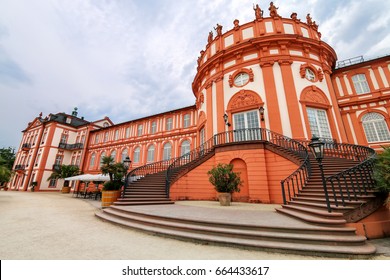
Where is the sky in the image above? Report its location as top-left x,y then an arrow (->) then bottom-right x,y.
0,0 -> 389,149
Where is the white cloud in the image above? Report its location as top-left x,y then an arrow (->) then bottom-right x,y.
0,0 -> 389,148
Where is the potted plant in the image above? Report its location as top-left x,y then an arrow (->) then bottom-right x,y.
207,163 -> 242,206
100,156 -> 128,207
30,181 -> 38,192
47,164 -> 80,193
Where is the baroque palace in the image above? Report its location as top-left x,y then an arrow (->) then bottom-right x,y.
9,3 -> 390,239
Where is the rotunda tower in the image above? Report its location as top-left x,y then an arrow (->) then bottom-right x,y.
193,2 -> 347,144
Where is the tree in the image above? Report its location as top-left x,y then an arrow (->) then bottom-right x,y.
47,165 -> 80,187
0,156 -> 12,186
0,147 -> 16,170
100,156 -> 127,191
0,147 -> 15,186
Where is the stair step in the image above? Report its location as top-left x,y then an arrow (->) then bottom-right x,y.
281,204 -> 345,219
114,201 -> 175,206
289,200 -> 355,212
276,208 -> 347,225
95,207 -> 375,255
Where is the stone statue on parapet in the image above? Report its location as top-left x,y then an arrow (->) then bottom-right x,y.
214,23 -> 223,37
208,31 -> 213,44
269,2 -> 279,17
253,4 -> 263,20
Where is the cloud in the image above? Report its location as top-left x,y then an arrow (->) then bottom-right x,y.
0,0 -> 389,148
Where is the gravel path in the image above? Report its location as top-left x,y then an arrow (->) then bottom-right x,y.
0,191 -> 388,260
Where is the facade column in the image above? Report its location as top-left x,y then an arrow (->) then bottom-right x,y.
278,60 -> 305,139
324,70 -> 348,143
205,82 -> 214,140
260,61 -> 283,134
215,76 -> 226,134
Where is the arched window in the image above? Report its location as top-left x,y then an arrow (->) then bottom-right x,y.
180,140 -> 191,156
121,149 -> 128,162
133,147 -> 141,163
147,145 -> 155,162
89,153 -> 96,168
110,150 -> 117,162
100,152 -> 106,167
163,143 -> 172,160
362,112 -> 390,142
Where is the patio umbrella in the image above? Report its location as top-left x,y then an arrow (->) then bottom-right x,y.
64,174 -> 110,181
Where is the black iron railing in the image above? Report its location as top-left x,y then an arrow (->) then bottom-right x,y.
58,142 -> 84,150
324,144 -> 376,210
165,128 -> 310,199
122,158 -> 179,198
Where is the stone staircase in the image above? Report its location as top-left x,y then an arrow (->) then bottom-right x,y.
95,204 -> 376,257
276,155 -> 380,225
114,171 -> 174,206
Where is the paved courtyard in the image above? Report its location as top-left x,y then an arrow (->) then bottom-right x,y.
0,191 -> 389,260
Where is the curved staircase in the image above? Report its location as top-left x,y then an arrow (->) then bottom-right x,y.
95,129 -> 381,256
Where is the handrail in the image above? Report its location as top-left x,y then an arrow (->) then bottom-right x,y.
165,128 -> 310,199
324,144 -> 376,211
122,157 -> 179,198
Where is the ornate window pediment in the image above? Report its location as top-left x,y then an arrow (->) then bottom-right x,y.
227,90 -> 263,113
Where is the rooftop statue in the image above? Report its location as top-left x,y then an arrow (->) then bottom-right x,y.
214,23 -> 223,37
306,13 -> 313,25
269,2 -> 279,17
253,4 -> 263,20
207,31 -> 213,44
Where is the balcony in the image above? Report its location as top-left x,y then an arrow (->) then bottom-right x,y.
14,165 -> 26,172
21,143 -> 31,151
58,142 -> 84,150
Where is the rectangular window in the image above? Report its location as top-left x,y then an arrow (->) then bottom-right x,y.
49,179 -> 57,187
104,132 -> 109,142
125,127 -> 130,138
94,134 -> 99,144
133,148 -> 141,163
137,125 -> 143,136
233,110 -> 260,141
307,108 -> 332,139
151,121 -> 157,134
114,130 -> 119,141
166,118 -> 173,131
60,134 -> 67,144
183,114 -> 190,128
352,74 -> 370,94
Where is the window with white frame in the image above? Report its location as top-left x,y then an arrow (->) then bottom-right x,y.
147,145 -> 155,162
163,143 -> 172,160
100,152 -> 106,167
125,127 -> 131,138
362,112 -> 390,142
166,118 -> 173,131
110,150 -> 117,162
233,110 -> 260,141
180,140 -> 191,156
121,149 -> 128,162
183,114 -> 190,128
306,108 -> 332,139
94,134 -> 99,144
104,132 -> 109,142
151,121 -> 157,134
89,153 -> 96,168
352,74 -> 370,94
114,130 -> 119,140
133,147 -> 141,163
137,125 -> 143,136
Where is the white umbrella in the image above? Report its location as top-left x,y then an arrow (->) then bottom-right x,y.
64,174 -> 110,181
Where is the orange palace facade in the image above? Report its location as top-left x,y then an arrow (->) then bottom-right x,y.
10,5 -> 390,201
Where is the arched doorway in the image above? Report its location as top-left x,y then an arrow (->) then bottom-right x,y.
230,158 -> 248,202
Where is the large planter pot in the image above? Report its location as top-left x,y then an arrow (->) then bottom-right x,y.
101,190 -> 121,208
61,186 -> 71,193
218,192 -> 232,206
